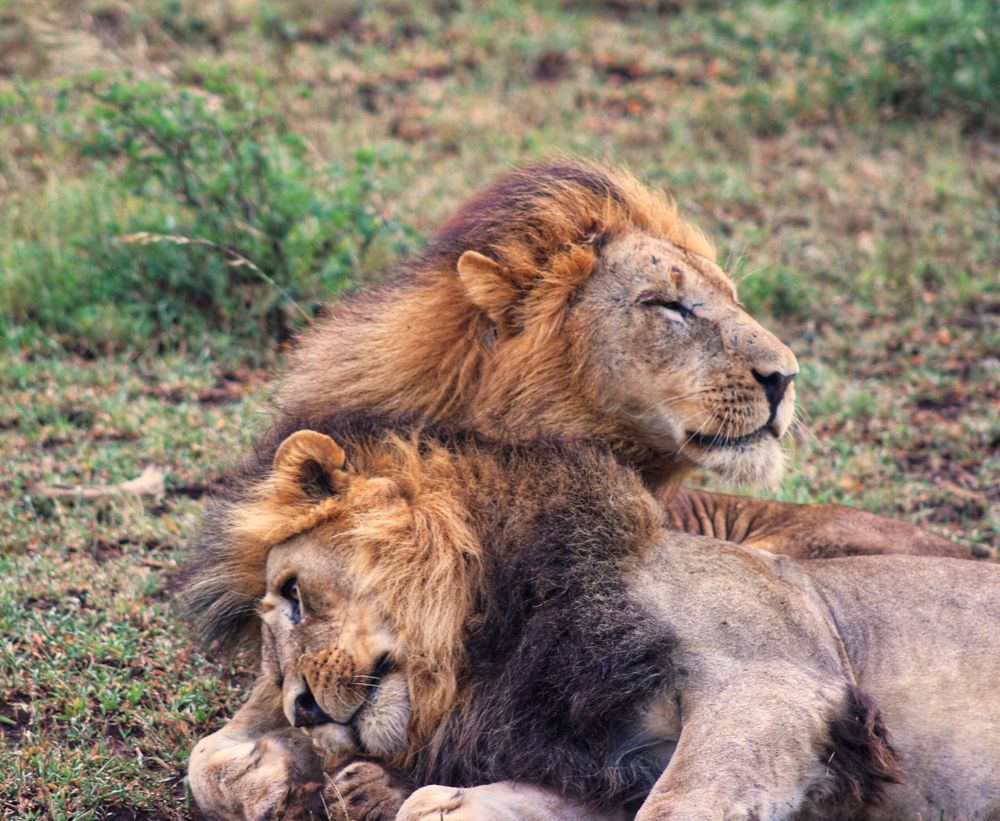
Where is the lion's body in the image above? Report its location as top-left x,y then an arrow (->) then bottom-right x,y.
185,161 -> 969,820
630,543 -> 1000,820
270,161 -> 962,558
188,421 -> 1000,821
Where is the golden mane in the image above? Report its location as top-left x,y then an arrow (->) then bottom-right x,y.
278,161 -> 715,442
190,424 -> 488,743
423,160 -> 714,290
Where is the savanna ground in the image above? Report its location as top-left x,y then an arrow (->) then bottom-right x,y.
0,0 -> 997,817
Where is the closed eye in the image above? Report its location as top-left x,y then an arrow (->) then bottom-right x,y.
280,577 -> 302,625
637,292 -> 695,320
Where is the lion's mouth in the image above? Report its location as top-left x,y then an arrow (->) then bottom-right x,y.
306,655 -> 403,756
337,652 -> 394,727
685,424 -> 775,449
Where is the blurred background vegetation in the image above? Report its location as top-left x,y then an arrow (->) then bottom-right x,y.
0,1 -> 998,818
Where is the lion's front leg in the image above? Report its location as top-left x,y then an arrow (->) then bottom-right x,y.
633,674 -> 898,821
397,781 -> 631,821
665,487 -> 967,559
188,678 -> 326,821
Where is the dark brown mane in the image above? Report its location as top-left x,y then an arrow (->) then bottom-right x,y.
413,468 -> 677,806
416,160 -> 713,289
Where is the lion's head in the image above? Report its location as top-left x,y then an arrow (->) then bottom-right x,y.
261,532 -> 412,762
189,421 -> 664,790
195,424 -> 488,759
555,227 -> 798,487
279,161 -> 798,490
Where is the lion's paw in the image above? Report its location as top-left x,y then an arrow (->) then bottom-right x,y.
189,730 -> 324,821
321,758 -> 409,821
396,785 -> 472,821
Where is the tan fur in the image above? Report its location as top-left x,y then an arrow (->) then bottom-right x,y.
189,428 -> 999,821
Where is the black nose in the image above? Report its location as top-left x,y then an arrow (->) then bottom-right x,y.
752,368 -> 796,421
293,684 -> 333,728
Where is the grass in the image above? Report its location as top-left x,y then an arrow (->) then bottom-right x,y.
0,0 -> 998,817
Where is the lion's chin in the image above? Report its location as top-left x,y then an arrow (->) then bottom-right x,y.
690,434 -> 786,489
353,674 -> 410,757
306,722 -> 357,758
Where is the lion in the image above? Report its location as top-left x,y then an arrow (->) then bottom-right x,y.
269,160 -> 963,560
187,420 -> 1000,821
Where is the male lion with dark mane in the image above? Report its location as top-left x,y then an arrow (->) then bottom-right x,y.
188,418 -> 1000,821
271,161 -> 963,559
184,161 -> 971,819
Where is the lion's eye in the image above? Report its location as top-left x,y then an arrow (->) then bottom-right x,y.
638,293 -> 694,321
281,577 -> 302,625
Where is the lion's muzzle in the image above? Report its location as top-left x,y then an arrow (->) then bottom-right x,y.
301,645 -> 394,726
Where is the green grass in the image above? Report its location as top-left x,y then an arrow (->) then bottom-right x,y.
0,77 -> 414,353
0,0 -> 998,817
0,351 -> 267,819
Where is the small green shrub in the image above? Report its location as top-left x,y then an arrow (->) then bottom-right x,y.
863,0 -> 1000,128
706,0 -> 1000,133
0,76 -> 413,352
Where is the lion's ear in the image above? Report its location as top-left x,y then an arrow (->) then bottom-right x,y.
272,430 -> 350,505
457,250 -> 520,326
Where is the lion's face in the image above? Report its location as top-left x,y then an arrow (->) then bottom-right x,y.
260,534 -> 410,760
566,232 -> 799,487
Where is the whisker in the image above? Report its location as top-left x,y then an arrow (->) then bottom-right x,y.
676,410 -> 713,459
617,738 -> 670,758
724,240 -> 746,275
656,387 -> 713,408
734,260 -> 767,284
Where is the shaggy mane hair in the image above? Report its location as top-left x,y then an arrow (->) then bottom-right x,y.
184,412 -> 666,759
276,161 -> 715,463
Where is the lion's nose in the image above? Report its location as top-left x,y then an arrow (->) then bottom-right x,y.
293,683 -> 333,728
752,368 -> 796,421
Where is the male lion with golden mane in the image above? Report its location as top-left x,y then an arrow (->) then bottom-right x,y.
188,418 -> 1000,821
271,160 -> 963,559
